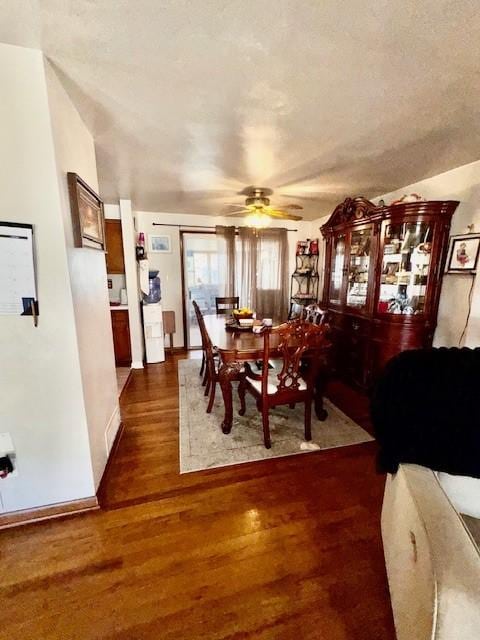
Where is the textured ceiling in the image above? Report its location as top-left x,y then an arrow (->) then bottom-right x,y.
1,0 -> 480,219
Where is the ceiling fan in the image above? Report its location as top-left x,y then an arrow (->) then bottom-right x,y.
225,187 -> 303,227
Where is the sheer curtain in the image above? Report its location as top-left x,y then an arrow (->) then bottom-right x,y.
216,225 -> 236,297
236,227 -> 257,310
235,227 -> 289,319
216,225 -> 289,318
255,228 -> 289,319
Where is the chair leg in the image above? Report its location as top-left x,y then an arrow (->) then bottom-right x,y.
262,407 -> 271,449
238,377 -> 246,416
314,373 -> 328,421
207,378 -> 216,413
289,403 -> 296,409
304,398 -> 312,441
202,363 -> 208,387
199,352 -> 205,376
205,357 -> 216,398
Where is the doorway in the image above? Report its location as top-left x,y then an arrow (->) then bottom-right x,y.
181,232 -> 220,348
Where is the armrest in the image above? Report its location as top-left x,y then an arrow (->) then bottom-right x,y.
382,464 -> 480,640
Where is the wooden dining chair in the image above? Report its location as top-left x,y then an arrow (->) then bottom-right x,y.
192,300 -> 215,385
238,319 -> 330,448
288,302 -> 305,320
304,303 -> 327,325
192,300 -> 219,413
215,296 -> 239,315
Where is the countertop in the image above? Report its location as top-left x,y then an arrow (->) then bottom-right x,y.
110,305 -> 129,311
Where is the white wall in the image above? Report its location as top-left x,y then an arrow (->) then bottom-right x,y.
373,160 -> 480,347
104,204 -> 121,220
45,61 -> 120,488
108,274 -> 126,303
135,211 -> 311,347
0,44 -> 95,511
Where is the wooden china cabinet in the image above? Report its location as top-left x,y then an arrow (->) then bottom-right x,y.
321,196 -> 459,389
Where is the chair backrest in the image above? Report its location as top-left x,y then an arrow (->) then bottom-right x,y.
215,296 -> 239,315
261,319 -> 330,396
304,303 -> 327,325
192,299 -> 213,354
288,302 -> 305,320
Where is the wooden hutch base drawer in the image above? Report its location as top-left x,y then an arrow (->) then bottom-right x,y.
372,319 -> 434,349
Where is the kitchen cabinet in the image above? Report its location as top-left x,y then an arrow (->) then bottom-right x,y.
111,309 -> 131,366
105,220 -> 125,274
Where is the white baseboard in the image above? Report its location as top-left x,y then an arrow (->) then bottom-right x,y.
0,496 -> 99,529
131,360 -> 144,369
105,404 -> 121,454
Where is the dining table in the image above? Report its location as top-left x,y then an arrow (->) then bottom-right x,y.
203,314 -> 329,435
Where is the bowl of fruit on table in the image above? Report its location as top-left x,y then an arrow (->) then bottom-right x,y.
232,307 -> 255,327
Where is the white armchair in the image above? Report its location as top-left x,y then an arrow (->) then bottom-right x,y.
381,464 -> 480,640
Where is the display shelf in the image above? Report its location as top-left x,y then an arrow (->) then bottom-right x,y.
290,242 -> 319,309
292,294 -> 317,300
292,273 -> 319,278
321,196 -> 459,388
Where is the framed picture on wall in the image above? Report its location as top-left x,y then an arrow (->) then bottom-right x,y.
446,234 -> 480,273
149,234 -> 171,253
67,173 -> 105,250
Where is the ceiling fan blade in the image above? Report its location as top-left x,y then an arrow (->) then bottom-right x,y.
278,203 -> 303,210
266,209 -> 303,221
224,204 -> 249,212
225,209 -> 250,216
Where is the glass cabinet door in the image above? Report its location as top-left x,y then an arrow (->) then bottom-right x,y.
329,234 -> 346,305
346,226 -> 373,310
378,221 -> 432,315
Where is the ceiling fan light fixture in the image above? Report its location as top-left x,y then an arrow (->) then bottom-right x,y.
245,194 -> 270,208
245,211 -> 271,229
225,187 -> 303,223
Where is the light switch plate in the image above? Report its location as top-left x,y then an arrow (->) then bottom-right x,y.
0,432 -> 14,456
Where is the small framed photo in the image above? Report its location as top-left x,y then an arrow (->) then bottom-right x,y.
149,234 -> 171,253
67,173 -> 105,250
446,234 -> 480,273
383,261 -> 399,276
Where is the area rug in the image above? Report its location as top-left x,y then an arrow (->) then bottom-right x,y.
178,359 -> 373,473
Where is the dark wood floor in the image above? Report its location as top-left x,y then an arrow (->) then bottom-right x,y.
0,353 -> 395,639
